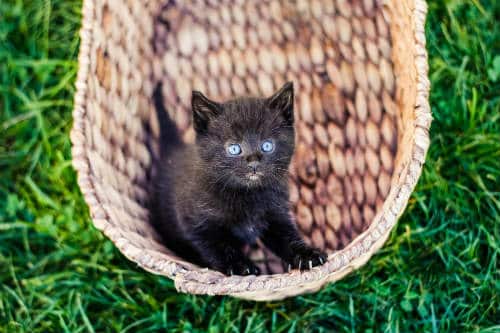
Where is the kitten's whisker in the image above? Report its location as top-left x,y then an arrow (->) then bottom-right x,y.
276,167 -> 290,171
274,156 -> 292,162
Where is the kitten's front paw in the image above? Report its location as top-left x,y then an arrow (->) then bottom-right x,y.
225,260 -> 261,276
289,247 -> 327,271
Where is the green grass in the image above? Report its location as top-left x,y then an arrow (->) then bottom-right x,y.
1,0 -> 499,332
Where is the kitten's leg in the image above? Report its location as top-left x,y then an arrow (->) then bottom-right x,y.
190,225 -> 260,276
262,212 -> 327,270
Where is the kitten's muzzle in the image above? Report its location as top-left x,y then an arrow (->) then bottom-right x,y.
247,161 -> 260,174
246,161 -> 263,183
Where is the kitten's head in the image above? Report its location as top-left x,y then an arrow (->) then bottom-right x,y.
192,82 -> 295,189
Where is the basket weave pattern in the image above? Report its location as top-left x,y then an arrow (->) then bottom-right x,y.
71,0 -> 431,300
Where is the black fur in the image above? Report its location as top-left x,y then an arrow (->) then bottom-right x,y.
151,82 -> 327,275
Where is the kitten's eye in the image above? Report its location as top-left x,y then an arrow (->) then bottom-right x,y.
227,143 -> 242,156
261,140 -> 275,153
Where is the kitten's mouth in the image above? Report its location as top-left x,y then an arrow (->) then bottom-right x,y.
246,172 -> 263,182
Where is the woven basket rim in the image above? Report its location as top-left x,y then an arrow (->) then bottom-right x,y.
71,0 -> 431,299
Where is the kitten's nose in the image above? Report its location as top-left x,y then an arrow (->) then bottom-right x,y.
248,161 -> 260,173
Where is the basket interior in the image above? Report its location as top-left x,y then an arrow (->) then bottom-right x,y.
88,0 -> 400,275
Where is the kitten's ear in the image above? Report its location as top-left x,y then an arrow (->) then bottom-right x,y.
267,82 -> 294,125
192,91 -> 221,134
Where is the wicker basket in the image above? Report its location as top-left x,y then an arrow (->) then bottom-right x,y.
71,0 -> 431,301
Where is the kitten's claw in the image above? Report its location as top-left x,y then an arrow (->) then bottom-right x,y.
224,261 -> 260,276
290,246 -> 327,271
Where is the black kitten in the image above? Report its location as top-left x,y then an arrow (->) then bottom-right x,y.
151,82 -> 327,275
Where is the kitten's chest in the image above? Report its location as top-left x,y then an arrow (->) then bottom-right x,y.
231,220 -> 262,244
216,188 -> 285,243
230,209 -> 267,243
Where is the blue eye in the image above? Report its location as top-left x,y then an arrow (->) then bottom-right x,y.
227,143 -> 242,156
261,140 -> 274,153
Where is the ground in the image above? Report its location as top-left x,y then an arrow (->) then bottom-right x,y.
0,0 -> 499,332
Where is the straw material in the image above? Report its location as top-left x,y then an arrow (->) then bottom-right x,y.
71,0 -> 431,301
